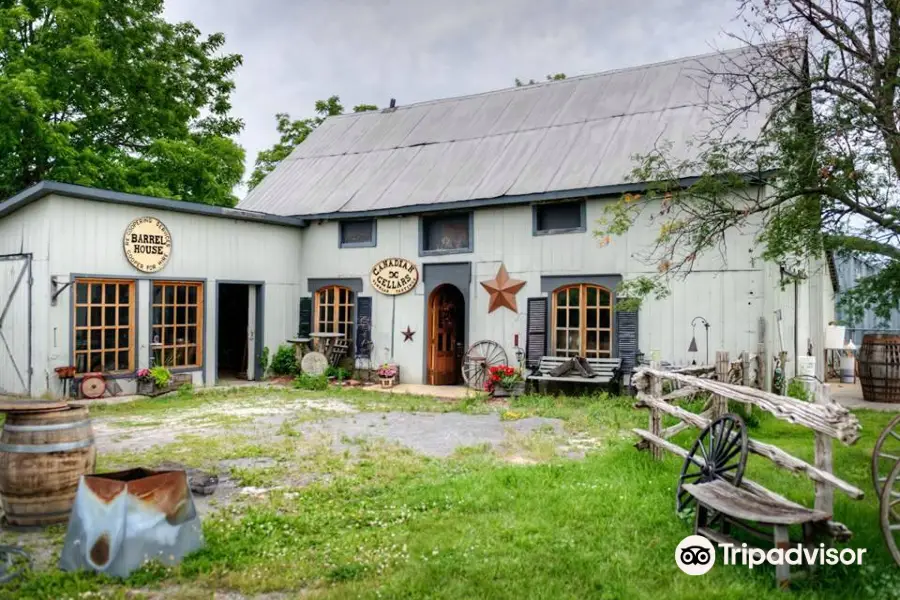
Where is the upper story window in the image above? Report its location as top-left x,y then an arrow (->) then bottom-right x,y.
421,212 -> 473,255
339,219 -> 376,248
533,200 -> 586,235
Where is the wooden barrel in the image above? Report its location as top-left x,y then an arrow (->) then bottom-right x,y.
858,334 -> 900,403
0,406 -> 96,526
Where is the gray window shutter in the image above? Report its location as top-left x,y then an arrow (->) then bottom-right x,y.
356,296 -> 373,357
298,297 -> 313,337
616,310 -> 639,375
526,298 -> 548,369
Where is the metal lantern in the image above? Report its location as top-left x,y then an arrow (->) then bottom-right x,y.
688,317 -> 710,365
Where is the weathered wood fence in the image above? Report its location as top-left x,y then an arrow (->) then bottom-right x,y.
632,365 -> 864,541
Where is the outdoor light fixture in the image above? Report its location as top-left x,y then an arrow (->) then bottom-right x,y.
689,316 -> 710,365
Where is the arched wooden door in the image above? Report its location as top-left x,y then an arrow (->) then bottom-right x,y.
427,285 -> 465,385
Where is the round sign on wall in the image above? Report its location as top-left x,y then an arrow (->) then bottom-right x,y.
123,217 -> 172,273
370,258 -> 419,296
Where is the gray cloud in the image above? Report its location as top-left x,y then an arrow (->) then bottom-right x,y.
163,0 -> 743,195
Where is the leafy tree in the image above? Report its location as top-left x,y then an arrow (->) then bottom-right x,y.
0,0 -> 245,206
596,0 -> 900,324
514,73 -> 566,87
248,96 -> 377,189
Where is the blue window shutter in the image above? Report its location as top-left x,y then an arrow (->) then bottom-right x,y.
356,296 -> 373,357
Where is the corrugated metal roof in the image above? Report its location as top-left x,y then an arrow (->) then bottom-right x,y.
239,45 -> 771,217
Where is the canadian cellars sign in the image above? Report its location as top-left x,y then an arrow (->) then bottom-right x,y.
370,258 -> 419,296
123,217 -> 172,273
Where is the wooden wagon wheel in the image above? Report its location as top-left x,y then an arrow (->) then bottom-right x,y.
872,414 -> 900,499
80,373 -> 107,399
462,340 -> 507,390
879,458 -> 900,566
676,414 -> 749,514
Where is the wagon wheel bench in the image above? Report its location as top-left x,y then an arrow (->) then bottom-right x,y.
631,367 -> 865,589
873,414 -> 900,566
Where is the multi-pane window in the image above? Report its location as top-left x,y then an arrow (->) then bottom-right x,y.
151,282 -> 203,368
314,286 -> 355,341
552,284 -> 613,358
422,213 -> 472,253
73,279 -> 135,374
339,220 -> 376,247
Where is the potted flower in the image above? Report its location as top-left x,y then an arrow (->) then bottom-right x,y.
377,364 -> 398,388
136,368 -> 154,395
485,365 -> 525,398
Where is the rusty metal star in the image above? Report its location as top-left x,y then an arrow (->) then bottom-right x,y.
480,264 -> 526,313
401,326 -> 415,342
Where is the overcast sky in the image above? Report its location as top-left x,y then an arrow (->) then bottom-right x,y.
163,0 -> 745,196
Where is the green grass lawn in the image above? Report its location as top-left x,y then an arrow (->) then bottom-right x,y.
3,388 -> 899,599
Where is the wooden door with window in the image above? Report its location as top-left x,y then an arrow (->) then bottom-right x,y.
428,285 -> 464,385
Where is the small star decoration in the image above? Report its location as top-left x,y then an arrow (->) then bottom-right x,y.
480,264 -> 526,313
401,326 -> 416,342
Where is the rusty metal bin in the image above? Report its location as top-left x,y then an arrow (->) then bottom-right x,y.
59,468 -> 203,578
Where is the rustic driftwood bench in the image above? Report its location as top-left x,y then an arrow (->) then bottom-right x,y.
527,357 -> 622,388
631,366 -> 864,589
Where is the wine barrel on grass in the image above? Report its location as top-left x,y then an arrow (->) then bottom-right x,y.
0,406 -> 96,526
858,334 -> 900,404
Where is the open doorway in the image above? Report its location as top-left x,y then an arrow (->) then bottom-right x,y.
217,283 -> 261,384
427,284 -> 466,385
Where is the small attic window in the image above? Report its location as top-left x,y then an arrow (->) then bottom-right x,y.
421,213 -> 473,255
533,200 -> 586,235
339,220 -> 376,248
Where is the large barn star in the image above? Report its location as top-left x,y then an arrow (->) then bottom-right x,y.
480,264 -> 526,313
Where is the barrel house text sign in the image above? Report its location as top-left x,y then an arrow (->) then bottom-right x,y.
370,258 -> 419,296
123,217 -> 172,273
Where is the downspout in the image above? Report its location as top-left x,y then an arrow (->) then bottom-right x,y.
780,264 -> 801,376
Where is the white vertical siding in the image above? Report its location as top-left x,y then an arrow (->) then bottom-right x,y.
38,194 -> 304,396
1,186 -> 833,394
302,193 -> 767,383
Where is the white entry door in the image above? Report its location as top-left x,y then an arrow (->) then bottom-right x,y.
246,286 -> 257,381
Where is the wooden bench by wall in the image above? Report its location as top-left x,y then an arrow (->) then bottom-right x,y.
527,356 -> 621,383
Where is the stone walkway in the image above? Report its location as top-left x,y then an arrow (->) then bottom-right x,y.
830,381 -> 900,412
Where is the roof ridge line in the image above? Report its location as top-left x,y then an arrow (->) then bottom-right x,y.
279,102 -> 710,162
325,42 -> 770,118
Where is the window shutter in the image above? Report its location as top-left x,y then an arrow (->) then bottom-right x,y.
616,310 -> 639,375
298,297 -> 313,337
356,296 -> 373,357
526,298 -> 548,369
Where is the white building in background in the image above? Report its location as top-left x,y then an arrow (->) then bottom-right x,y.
0,44 -> 835,399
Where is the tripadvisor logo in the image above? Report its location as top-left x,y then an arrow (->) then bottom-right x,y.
676,535 -> 716,575
675,535 -> 867,575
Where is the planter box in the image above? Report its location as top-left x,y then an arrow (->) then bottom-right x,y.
139,373 -> 193,397
492,382 -> 525,398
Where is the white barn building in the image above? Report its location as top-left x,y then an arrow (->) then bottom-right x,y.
0,45 -> 836,399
